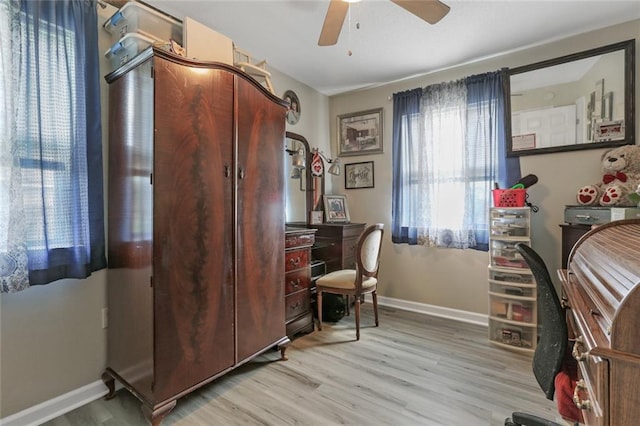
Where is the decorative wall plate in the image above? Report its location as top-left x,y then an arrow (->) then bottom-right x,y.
283,90 -> 301,125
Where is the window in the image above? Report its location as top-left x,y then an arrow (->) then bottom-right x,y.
0,0 -> 105,293
391,72 -> 520,251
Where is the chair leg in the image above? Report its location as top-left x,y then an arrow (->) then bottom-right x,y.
317,291 -> 323,331
345,295 -> 350,316
355,296 -> 361,340
372,291 -> 379,327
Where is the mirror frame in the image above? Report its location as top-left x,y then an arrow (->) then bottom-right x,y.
285,131 -> 315,224
505,39 -> 635,157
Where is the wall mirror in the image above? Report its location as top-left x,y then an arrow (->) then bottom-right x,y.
285,132 -> 323,224
505,39 -> 635,156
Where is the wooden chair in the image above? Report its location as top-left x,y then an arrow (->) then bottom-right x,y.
316,223 -> 384,340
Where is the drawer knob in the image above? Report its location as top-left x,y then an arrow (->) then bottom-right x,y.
573,380 -> 591,410
289,279 -> 301,288
572,336 -> 587,362
289,257 -> 301,266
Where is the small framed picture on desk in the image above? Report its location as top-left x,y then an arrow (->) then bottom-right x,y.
323,195 -> 350,223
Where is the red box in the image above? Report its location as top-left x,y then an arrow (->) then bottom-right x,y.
492,189 -> 526,207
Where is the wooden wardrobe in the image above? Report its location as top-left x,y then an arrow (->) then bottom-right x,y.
102,47 -> 289,425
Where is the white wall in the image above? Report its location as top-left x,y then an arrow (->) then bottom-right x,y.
327,19 -> 640,314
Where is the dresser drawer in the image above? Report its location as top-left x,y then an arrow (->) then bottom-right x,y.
342,237 -> 358,259
285,268 -> 310,295
285,290 -> 310,320
285,232 -> 315,249
285,249 -> 309,272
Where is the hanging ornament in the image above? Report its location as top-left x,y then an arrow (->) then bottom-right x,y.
310,151 -> 324,177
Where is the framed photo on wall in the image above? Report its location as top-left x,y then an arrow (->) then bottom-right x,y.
337,108 -> 383,156
323,195 -> 350,223
344,161 -> 374,189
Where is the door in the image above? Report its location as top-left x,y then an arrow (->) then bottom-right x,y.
152,57 -> 236,401
235,76 -> 287,361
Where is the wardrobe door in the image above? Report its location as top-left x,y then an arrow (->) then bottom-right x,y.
235,77 -> 287,361
152,58 -> 236,401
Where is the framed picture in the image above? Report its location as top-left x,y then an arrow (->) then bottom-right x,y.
344,161 -> 374,189
309,210 -> 323,225
337,108 -> 383,156
323,195 -> 350,223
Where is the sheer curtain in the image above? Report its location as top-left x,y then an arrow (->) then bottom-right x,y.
0,0 -> 106,293
391,71 -> 520,251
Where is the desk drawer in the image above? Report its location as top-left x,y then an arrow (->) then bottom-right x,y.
285,249 -> 309,272
285,269 -> 310,295
569,311 -> 608,426
285,290 -> 310,320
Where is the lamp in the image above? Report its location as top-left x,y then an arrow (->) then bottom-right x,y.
312,148 -> 341,176
285,141 -> 306,169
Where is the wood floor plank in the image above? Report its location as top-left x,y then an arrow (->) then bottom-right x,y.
42,305 -> 564,425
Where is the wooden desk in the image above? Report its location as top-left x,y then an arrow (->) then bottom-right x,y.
310,223 -> 366,273
558,219 -> 640,425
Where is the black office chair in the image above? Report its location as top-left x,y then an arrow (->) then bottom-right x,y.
504,243 -> 568,426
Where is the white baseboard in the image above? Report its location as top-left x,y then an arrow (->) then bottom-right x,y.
0,298 -> 485,426
377,295 -> 488,327
0,380 -> 108,426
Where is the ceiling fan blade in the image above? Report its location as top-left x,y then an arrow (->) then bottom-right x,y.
391,0 -> 450,25
318,0 -> 349,46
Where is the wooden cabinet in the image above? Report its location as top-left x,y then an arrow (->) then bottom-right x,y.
488,207 -> 537,354
285,228 -> 316,338
559,223 -> 591,268
311,223 -> 366,273
103,48 -> 289,425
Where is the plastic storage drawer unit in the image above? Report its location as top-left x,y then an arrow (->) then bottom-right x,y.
104,1 -> 183,45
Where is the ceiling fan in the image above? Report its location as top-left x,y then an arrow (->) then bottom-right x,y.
318,0 -> 451,46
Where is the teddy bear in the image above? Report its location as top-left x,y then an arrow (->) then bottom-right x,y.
576,144 -> 640,207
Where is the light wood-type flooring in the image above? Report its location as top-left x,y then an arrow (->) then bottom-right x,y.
44,305 -> 565,426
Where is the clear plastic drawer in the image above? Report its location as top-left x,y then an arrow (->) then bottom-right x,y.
490,240 -> 528,269
489,296 -> 535,323
104,1 -> 183,45
489,320 -> 535,349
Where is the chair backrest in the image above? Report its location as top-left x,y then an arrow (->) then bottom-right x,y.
515,243 -> 568,401
356,223 -> 384,281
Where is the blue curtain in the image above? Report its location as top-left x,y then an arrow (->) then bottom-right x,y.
0,0 -> 105,292
391,71 -> 520,251
465,71 -> 521,249
391,88 -> 422,244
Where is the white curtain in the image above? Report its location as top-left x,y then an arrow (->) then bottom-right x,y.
416,80 -> 477,248
0,1 -> 29,293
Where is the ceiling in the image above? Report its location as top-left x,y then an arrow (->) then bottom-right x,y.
144,0 -> 640,96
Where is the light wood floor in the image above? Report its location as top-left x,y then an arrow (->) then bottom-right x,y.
44,305 -> 564,426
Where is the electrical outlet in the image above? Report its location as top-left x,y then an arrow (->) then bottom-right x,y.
102,308 -> 108,329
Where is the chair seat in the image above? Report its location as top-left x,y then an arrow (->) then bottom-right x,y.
316,269 -> 377,290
